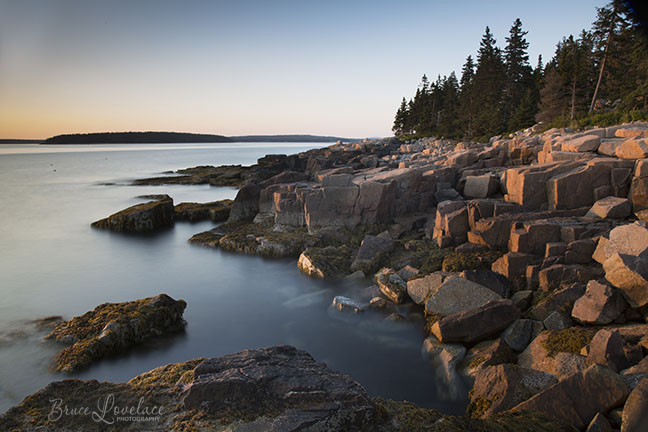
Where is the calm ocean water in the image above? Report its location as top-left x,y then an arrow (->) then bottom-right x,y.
0,142 -> 467,414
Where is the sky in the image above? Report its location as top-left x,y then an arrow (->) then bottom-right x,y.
0,0 -> 608,139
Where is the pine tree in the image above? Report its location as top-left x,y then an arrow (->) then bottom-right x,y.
392,97 -> 409,135
503,19 -> 533,127
537,66 -> 568,123
459,56 -> 476,138
472,27 -> 507,139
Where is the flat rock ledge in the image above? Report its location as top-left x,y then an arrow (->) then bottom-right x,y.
45,294 -> 186,373
0,345 -> 572,432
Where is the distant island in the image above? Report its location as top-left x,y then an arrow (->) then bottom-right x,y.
0,139 -> 42,144
41,131 -> 358,144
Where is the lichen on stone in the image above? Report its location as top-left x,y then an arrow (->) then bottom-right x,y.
541,327 -> 596,357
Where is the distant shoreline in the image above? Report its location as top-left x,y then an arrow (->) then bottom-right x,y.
32,131 -> 360,145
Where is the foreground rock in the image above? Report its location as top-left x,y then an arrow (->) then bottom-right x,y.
91,195 -> 175,232
468,364 -> 557,418
45,294 -> 186,373
430,299 -> 520,344
0,345 -> 575,431
511,364 -> 629,429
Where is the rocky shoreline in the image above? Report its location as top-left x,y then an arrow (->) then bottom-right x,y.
8,123 -> 648,430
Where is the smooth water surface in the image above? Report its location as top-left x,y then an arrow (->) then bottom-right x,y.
0,143 -> 467,414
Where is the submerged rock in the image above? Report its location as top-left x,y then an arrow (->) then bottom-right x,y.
91,195 -> 175,232
45,294 -> 186,373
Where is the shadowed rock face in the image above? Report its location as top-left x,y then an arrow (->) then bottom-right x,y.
45,294 -> 186,373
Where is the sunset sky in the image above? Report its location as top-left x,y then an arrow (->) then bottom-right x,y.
0,0 -> 606,139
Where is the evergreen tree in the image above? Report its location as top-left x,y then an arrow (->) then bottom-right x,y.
537,65 -> 568,123
459,56 -> 476,138
503,19 -> 533,126
472,26 -> 506,139
555,33 -> 595,122
392,97 -> 409,135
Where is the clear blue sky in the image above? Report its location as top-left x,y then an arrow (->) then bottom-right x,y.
0,0 -> 607,139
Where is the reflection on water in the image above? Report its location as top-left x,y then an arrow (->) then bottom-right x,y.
0,143 -> 468,414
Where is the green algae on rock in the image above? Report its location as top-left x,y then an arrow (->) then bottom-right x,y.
91,195 -> 175,232
45,294 -> 187,373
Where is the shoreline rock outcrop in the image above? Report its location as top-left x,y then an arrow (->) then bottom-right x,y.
0,345 -> 575,431
83,120 -> 648,430
45,294 -> 186,373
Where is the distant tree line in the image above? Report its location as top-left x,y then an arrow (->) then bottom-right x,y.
393,1 -> 648,141
42,132 -> 355,144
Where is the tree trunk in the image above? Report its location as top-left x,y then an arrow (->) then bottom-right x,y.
589,9 -> 617,113
570,77 -> 577,122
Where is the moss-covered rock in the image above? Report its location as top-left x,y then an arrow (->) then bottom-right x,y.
45,294 -> 186,373
541,327 -> 597,357
189,220 -> 319,258
297,245 -> 354,278
91,195 -> 175,233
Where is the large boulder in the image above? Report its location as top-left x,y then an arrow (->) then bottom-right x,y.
586,196 -> 632,219
492,252 -> 535,278
297,246 -> 353,279
45,294 -> 187,373
350,235 -> 394,274
502,318 -> 545,352
424,275 -> 502,317
511,364 -> 630,429
406,272 -> 450,305
468,364 -> 557,418
538,264 -> 602,292
463,174 -> 500,199
604,223 -> 648,259
433,200 -> 469,247
631,177 -> 648,213
504,161 -> 580,209
603,253 -> 648,307
518,330 -> 590,379
91,195 -> 175,232
622,378 -> 648,432
572,280 -> 627,324
587,329 -> 632,372
375,268 -> 408,304
526,283 -> 586,321
430,299 -> 520,344
228,183 -> 261,222
616,139 -> 648,159
561,134 -> 601,153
